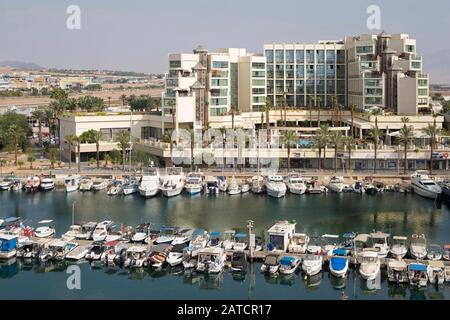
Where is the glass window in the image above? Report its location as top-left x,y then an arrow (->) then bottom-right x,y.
337,80 -> 345,94
211,69 -> 228,78
365,97 -> 382,104
275,80 -> 284,94
336,65 -> 345,78
210,107 -> 227,116
252,79 -> 265,86
316,50 -> 324,64
336,50 -> 345,64
326,65 -> 335,78
275,64 -> 284,78
326,50 -> 335,64
265,50 -> 274,63
306,50 -> 314,63
253,96 -> 266,103
411,61 -> 421,69
210,98 -> 227,106
275,50 -> 284,63
252,62 -> 265,69
296,65 -> 304,78
267,64 -> 274,78
212,61 -> 228,69
306,80 -> 314,94
316,80 -> 325,94
267,83 -> 273,94
296,50 -> 304,63
169,60 -> 181,68
286,80 -> 294,94
252,87 -> 265,95
327,80 -> 335,93
211,79 -> 228,87
286,65 -> 294,79
296,80 -> 304,94
252,70 -> 265,78
405,45 -> 415,53
286,95 -> 294,106
306,65 -> 314,79
296,95 -> 305,107
316,65 -> 325,79
418,88 -> 428,96
418,79 -> 428,86
356,46 -> 373,54
210,88 -> 228,97
286,50 -> 294,63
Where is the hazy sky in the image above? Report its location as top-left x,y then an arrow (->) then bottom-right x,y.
1,0 -> 450,82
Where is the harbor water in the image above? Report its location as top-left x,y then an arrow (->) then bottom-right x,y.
1,191 -> 449,300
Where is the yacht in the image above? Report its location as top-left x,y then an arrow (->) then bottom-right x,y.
171,228 -> 194,246
408,263 -> 428,287
285,173 -> 307,195
230,251 -> 247,272
148,243 -> 173,269
352,181 -> 365,194
427,244 -> 443,261
321,234 -> 339,256
265,175 -> 287,198
79,176 -> 93,191
186,229 -> 210,257
154,226 -> 177,244
387,259 -> 409,284
327,176 -> 345,193
123,246 -> 149,268
0,174 -> 15,191
305,178 -> 325,194
184,172 -> 203,195
76,222 -> 97,240
122,175 -> 140,196
107,179 -> 122,196
410,234 -> 427,259
25,176 -> 40,192
92,220 -> 115,242
411,171 -> 442,199
34,220 -> 55,238
40,176 -> 55,191
65,175 -> 80,193
240,180 -> 250,193
160,167 -> 185,198
92,180 -> 108,191
444,244 -> 450,261
204,176 -> 219,195
11,179 -> 23,192
0,235 -> 18,259
222,230 -> 236,250
196,247 -> 226,274
61,224 -> 82,241
227,176 -> 241,195
166,244 -> 188,267
359,250 -> 380,280
302,254 -> 323,277
217,176 -> 228,192
389,236 -> 408,259
138,167 -> 160,198
250,175 -> 265,194
279,256 -> 301,275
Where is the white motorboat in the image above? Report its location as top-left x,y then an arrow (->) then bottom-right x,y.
352,181 -> 365,194
389,236 -> 408,259
233,233 -> 248,251
92,180 -> 108,191
107,179 -> 122,196
329,249 -> 349,278
359,250 -> 380,280
218,176 -> 228,192
227,176 -> 241,195
327,176 -> 345,193
166,244 -> 188,267
76,222 -> 97,240
86,243 -> 105,261
369,231 -> 390,258
160,167 -> 185,198
47,239 -> 77,261
138,167 -> 160,198
353,234 -> 370,262
34,220 -> 55,238
445,266 -> 450,282
222,230 -> 236,250
427,261 -> 445,285
184,172 -> 203,195
265,175 -> 287,198
204,176 -> 219,195
11,179 -> 23,192
279,256 -> 301,275
410,234 -> 427,259
186,229 -> 209,257
286,173 -> 307,195
65,175 -> 80,193
196,247 -> 226,274
130,223 -> 151,243
288,233 -> 309,254
411,171 -> 442,199
364,183 -> 379,195
306,236 -> 323,255
387,259 -> 409,284
230,251 -> 247,272
92,220 -> 115,242
61,224 -> 82,241
148,243 -> 172,268
0,235 -> 18,259
302,254 -> 323,276
25,176 -> 40,192
123,246 -> 149,268
321,234 -> 339,256
305,179 -> 325,194
65,245 -> 91,260
260,254 -> 280,275
154,226 -> 177,244
0,174 -> 15,191
207,231 -> 223,248
408,263 -> 428,287
171,228 -> 193,246
427,244 -> 443,261
250,176 -> 265,194
240,181 -> 250,193
122,175 -> 140,196
79,176 -> 93,191
39,177 -> 55,191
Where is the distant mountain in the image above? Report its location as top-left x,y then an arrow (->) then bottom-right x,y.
0,60 -> 44,70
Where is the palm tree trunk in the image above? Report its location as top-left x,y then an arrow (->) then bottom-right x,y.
266,110 -> 270,142
351,110 -> 354,138
348,149 -> 352,172
334,145 -> 338,173
68,144 -> 72,170
77,144 -> 81,173
96,142 -> 100,169
309,106 -> 312,127
14,135 -> 18,165
38,121 -> 42,146
374,142 -> 377,173
317,107 -> 321,127
430,139 -> 433,175
404,142 -> 408,175
287,146 -> 291,171
122,148 -> 126,171
318,147 -> 322,170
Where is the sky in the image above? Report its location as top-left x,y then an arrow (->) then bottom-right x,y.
1,0 -> 450,83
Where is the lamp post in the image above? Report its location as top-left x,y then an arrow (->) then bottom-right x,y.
247,220 -> 255,260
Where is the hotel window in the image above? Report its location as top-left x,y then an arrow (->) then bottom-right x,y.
326,50 -> 335,64
316,65 -> 325,79
306,80 -> 314,94
210,98 -> 227,106
275,64 -> 284,78
418,88 -> 428,96
296,95 -> 305,107
306,65 -> 314,79
275,50 -> 284,63
252,87 -> 265,94
210,88 -> 228,97
336,65 -> 345,79
212,61 -> 228,69
337,80 -> 345,94
267,64 -> 274,78
365,88 -> 382,95
296,50 -> 304,63
210,107 -> 227,116
265,50 -> 274,63
286,65 -> 294,79
165,88 -> 176,97
356,46 -> 373,54
296,65 -> 304,78
336,50 -> 345,64
306,50 -> 314,63
418,79 -> 428,86
411,61 -> 421,69
252,62 -> 265,69
296,80 -> 304,94
252,79 -> 265,86
286,95 -> 294,106
326,65 -> 335,78
286,80 -> 294,94
275,80 -> 284,94
405,45 -> 415,53
326,80 -> 335,93
169,60 -> 181,68
168,70 -> 179,77
253,96 -> 266,103
211,69 -> 228,78
337,95 -> 345,105
316,50 -> 325,64
365,97 -> 382,104
267,83 -> 273,94
252,70 -> 265,78
211,79 -> 228,87
286,50 -> 294,63
316,80 -> 325,94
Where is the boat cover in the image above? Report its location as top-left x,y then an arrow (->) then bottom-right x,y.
333,249 -> 347,256
331,257 -> 347,271
210,231 -> 221,237
0,235 -> 17,251
409,264 -> 427,272
280,256 -> 296,266
171,244 -> 185,253
235,233 -> 248,238
342,232 -> 356,239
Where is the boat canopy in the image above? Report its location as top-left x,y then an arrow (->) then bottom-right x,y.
393,236 -> 408,240
322,234 -> 339,239
370,232 -> 390,238
171,244 -> 185,253
333,249 -> 347,256
388,259 -> 407,270
192,228 -> 206,236
235,233 -> 248,238
210,231 -> 222,237
0,217 -> 21,225
0,235 -> 18,251
223,230 -> 236,235
38,219 -> 53,224
280,256 -> 296,265
264,254 -> 279,266
354,234 -> 370,242
151,243 -> 173,253
428,261 -> 445,268
342,232 -> 356,239
409,263 -> 427,272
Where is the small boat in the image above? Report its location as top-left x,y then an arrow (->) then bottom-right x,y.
123,246 -> 149,268
352,181 -> 365,194
327,176 -> 345,193
207,231 -> 223,248
364,183 -> 379,195
408,263 -> 428,287
329,249 -> 349,278
410,234 -> 427,259
222,230 -> 236,250
427,244 -> 443,261
107,179 -> 122,196
11,179 -> 23,192
240,181 -> 250,193
65,245 -> 91,260
85,242 -> 105,261
166,244 -> 188,267
0,235 -> 18,259
305,178 -> 324,194
171,228 -> 193,246
76,222 -> 97,240
100,240 -> 126,265
39,177 -> 55,191
387,259 -> 409,284
233,233 -> 248,251
321,234 -> 339,256
16,240 -> 39,259
204,176 -> 219,195
47,239 -> 77,261
148,243 -> 173,268
130,223 -> 151,243
186,229 -> 209,257
34,220 -> 55,238
359,250 -> 380,280
260,253 -> 280,274
0,174 -> 15,191
184,172 -> 203,195
427,261 -> 445,284
443,244 -> 450,261
411,171 -> 442,199
25,176 -> 40,192
230,251 -> 247,272
441,183 -> 450,205
138,167 -> 160,198
286,173 -> 307,195
265,175 -> 286,198
341,232 -> 356,253
61,224 -> 82,241
160,167 -> 185,198
92,180 -> 108,191
122,175 -> 140,196
227,176 -> 241,195
64,175 -> 80,193
279,256 -> 301,275
288,233 -> 309,254
92,220 -> 115,242
154,226 -> 177,244
390,236 -> 408,259
218,176 -> 228,192
250,175 -> 265,194
369,231 -> 390,258
196,247 -> 226,273
79,176 -> 93,191
306,236 -> 322,255
302,254 -> 323,277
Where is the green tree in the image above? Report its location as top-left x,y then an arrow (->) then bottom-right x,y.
49,148 -> 60,169
329,130 -> 343,172
17,160 -> 24,169
7,125 -> 25,165
27,154 -> 36,169
73,136 -> 82,173
91,130 -> 103,169
161,129 -> 174,166
103,153 -> 111,167
316,96 -> 322,127
421,114 -> 441,175
116,130 -> 130,171
344,136 -> 356,172
65,134 -> 77,170
229,105 -> 236,129
283,130 -> 297,171
368,117 -> 384,173
50,88 -> 68,101
398,124 -> 414,174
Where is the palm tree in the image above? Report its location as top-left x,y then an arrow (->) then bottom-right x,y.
350,103 -> 356,138
186,128 -> 196,170
283,130 -> 297,171
398,124 -> 414,174
116,130 -> 130,171
167,99 -> 176,130
120,94 -> 127,106
27,154 -> 36,169
264,99 -> 272,142
8,124 -> 24,165
316,96 -> 322,127
368,117 -> 384,173
107,96 -> 112,108
331,96 -> 337,127
313,134 -> 327,171
92,130 -> 103,169
31,109 -> 45,146
308,96 -> 313,128
229,105 -> 236,129
73,136 -> 82,173
344,136 -> 355,172
317,124 -> 330,170
103,153 -> 111,167
421,114 -> 441,175
161,129 -> 174,167
64,134 -> 76,170
329,131 -> 343,172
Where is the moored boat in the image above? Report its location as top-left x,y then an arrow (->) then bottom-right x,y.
411,171 -> 442,199
408,263 -> 428,287
260,253 -> 280,275
327,176 -> 345,193
184,172 -> 203,195
265,175 -> 286,198
160,167 -> 185,198
79,176 -> 93,191
410,234 -> 427,259
427,261 -> 445,285
65,175 -> 80,193
389,236 -> 408,259
39,176 -> 55,191
279,256 -> 301,275
138,167 -> 160,198
329,249 -> 349,278
359,250 -> 380,280
302,254 -> 322,277
387,258 -> 408,284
